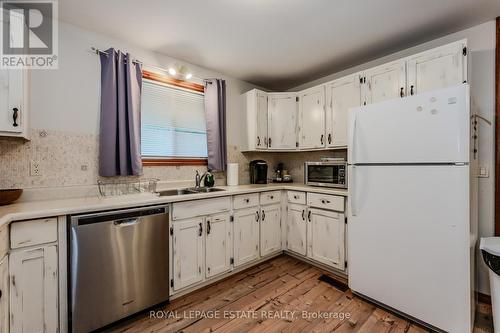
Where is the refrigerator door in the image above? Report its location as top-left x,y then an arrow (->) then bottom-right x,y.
348,84 -> 469,164
347,164 -> 471,332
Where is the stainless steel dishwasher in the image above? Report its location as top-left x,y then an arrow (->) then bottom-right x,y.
70,205 -> 169,333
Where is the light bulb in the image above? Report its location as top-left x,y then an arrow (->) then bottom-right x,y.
185,73 -> 193,80
168,67 -> 176,76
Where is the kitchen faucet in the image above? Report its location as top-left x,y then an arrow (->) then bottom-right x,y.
195,170 -> 215,189
195,170 -> 207,189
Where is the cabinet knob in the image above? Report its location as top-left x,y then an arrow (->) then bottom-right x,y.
12,107 -> 19,127
245,198 -> 249,203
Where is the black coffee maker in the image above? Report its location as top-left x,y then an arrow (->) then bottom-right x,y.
249,160 -> 268,184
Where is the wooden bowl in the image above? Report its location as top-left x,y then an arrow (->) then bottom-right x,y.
0,189 -> 23,206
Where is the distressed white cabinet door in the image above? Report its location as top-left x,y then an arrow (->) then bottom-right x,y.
0,256 -> 8,333
326,74 -> 362,147
407,41 -> 467,96
173,217 -> 205,291
9,245 -> 58,333
260,204 -> 282,257
363,60 -> 406,105
299,86 -> 325,149
267,93 -> 297,150
307,208 -> 345,270
256,91 -> 268,149
205,213 -> 231,278
0,69 -> 24,134
286,204 -> 307,256
233,208 -> 260,267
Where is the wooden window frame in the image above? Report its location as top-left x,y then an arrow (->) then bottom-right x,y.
141,70 -> 207,167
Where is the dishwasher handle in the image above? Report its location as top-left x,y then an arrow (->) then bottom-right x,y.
113,218 -> 139,226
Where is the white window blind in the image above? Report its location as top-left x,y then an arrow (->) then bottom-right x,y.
141,79 -> 208,158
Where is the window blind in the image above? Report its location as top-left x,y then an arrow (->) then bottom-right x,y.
141,79 -> 208,158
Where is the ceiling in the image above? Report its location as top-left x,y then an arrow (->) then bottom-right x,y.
59,0 -> 500,90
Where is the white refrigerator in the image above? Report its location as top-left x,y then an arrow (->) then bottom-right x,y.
347,84 -> 477,333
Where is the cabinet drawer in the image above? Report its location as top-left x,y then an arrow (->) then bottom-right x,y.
307,193 -> 344,212
172,197 -> 231,220
0,226 -> 8,260
287,191 -> 306,205
10,217 -> 58,249
260,191 -> 281,205
233,193 -> 259,210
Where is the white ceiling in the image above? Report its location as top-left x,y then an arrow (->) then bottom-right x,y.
60,0 -> 500,90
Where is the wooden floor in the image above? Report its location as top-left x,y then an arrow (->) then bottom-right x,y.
106,255 -> 493,333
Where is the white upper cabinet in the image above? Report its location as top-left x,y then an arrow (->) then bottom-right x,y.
172,217 -> 205,291
260,204 -> 282,257
233,208 -> 260,267
286,204 -> 307,256
243,89 -> 268,150
307,208 -> 345,271
0,69 -> 27,138
267,93 -> 297,150
326,74 -> 362,147
407,40 -> 467,96
298,86 -> 326,149
205,213 -> 231,278
363,60 -> 406,105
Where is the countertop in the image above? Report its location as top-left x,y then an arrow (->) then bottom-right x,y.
0,184 -> 347,228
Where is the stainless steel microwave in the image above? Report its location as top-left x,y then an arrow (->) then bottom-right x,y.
305,161 -> 347,188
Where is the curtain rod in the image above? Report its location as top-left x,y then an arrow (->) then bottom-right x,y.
90,46 -> 212,83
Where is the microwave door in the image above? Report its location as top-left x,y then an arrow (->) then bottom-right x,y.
307,165 -> 336,186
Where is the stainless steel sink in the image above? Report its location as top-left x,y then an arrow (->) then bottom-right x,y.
157,188 -> 195,196
190,187 -> 225,193
157,187 -> 225,196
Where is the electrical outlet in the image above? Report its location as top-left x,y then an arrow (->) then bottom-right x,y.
30,161 -> 42,176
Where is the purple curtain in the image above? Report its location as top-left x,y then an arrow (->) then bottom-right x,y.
204,79 -> 227,171
98,48 -> 143,176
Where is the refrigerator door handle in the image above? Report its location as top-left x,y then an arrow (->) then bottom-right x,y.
350,166 -> 357,216
348,113 -> 357,163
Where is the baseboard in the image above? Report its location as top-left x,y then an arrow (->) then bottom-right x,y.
476,291 -> 491,305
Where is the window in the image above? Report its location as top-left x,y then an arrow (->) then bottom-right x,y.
141,71 -> 208,165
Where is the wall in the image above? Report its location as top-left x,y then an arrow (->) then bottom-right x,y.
0,21 -> 265,189
289,21 -> 496,295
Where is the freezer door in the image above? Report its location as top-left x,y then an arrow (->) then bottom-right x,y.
347,165 -> 471,332
348,84 -> 469,164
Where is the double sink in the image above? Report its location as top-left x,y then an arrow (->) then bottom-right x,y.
157,187 -> 225,197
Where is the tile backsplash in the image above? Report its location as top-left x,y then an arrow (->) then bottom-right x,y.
0,128 -> 346,189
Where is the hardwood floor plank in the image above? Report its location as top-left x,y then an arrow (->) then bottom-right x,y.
104,255 -> 492,333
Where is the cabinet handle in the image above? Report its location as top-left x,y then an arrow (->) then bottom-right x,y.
328,133 -> 332,145
198,222 -> 203,236
400,87 -> 404,98
268,137 -> 272,147
262,210 -> 265,221
321,199 -> 331,204
294,195 -> 298,199
255,211 -> 260,222
308,210 -> 311,222
320,134 -> 324,145
270,195 -> 274,199
245,198 -> 250,203
264,137 -> 267,147
12,107 -> 19,127
207,220 -> 211,235
410,85 -> 414,96
301,210 -> 305,220
257,136 -> 260,146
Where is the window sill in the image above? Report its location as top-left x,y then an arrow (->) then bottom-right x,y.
142,158 -> 208,166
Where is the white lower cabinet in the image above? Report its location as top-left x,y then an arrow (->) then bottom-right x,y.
172,217 -> 205,291
205,213 -> 231,278
9,245 -> 58,333
0,256 -> 8,333
286,204 -> 307,256
233,208 -> 260,267
260,204 -> 282,257
307,208 -> 345,271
